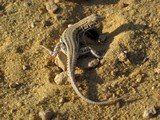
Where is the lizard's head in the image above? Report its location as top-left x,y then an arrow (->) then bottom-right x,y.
88,14 -> 105,23
80,14 -> 105,31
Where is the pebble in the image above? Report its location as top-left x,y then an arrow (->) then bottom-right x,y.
129,69 -> 140,78
154,67 -> 160,74
135,74 -> 143,83
77,57 -> 100,69
16,102 -> 23,107
54,52 -> 67,71
59,97 -> 68,104
54,0 -> 60,3
54,72 -> 68,85
118,2 -> 129,8
88,59 -> 100,68
118,52 -> 128,62
28,114 -> 37,120
110,69 -> 117,76
45,1 -> 59,15
9,82 -> 22,90
39,110 -> 54,120
143,106 -> 157,118
22,65 -> 27,70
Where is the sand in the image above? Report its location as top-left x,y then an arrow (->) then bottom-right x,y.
0,0 -> 160,119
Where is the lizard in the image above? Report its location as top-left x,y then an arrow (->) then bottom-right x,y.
43,14 -> 125,105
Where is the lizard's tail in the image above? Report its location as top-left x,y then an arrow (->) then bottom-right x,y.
68,68 -> 124,105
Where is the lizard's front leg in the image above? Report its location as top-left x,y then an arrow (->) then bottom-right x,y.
41,41 -> 67,57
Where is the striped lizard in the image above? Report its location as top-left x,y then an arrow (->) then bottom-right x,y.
44,14 -> 125,105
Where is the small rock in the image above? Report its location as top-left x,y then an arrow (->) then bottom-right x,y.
59,97 -> 65,103
88,59 -> 100,68
129,69 -> 140,78
118,2 -> 129,8
143,106 -> 157,118
30,22 -> 35,28
59,97 -> 68,104
45,1 -> 59,15
54,0 -> 60,3
16,102 -> 23,107
77,57 -> 100,69
154,68 -> 160,74
9,82 -> 22,90
22,65 -> 27,70
29,114 -> 37,120
135,74 -> 143,83
54,52 -> 67,71
110,68 -> 118,76
118,52 -> 128,62
151,86 -> 155,90
39,110 -> 54,120
54,72 -> 68,85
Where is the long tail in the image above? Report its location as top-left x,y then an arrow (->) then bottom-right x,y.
68,66 -> 124,105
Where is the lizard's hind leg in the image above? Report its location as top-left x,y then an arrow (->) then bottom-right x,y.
79,46 -> 103,58
41,42 -> 65,57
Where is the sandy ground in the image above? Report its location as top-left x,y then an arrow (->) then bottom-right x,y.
0,0 -> 160,119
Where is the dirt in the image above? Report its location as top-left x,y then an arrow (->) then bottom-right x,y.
0,0 -> 160,119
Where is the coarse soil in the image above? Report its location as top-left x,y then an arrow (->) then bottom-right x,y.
0,0 -> 160,119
